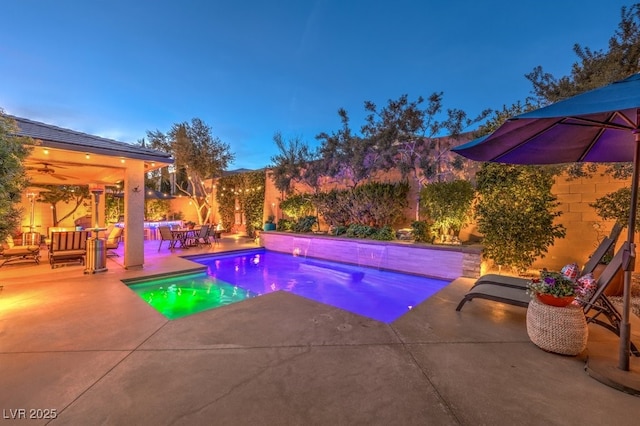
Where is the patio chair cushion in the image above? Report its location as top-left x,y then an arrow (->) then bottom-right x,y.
0,236 -> 40,267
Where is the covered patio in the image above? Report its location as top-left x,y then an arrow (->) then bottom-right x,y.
13,116 -> 173,270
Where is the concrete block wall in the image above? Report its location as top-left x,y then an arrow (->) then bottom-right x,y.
530,166 -> 630,271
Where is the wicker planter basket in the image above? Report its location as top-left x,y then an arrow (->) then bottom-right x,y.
526,297 -> 588,356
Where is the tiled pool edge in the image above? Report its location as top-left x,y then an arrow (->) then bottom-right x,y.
260,232 -> 482,280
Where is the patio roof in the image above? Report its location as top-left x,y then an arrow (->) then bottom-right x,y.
10,115 -> 173,186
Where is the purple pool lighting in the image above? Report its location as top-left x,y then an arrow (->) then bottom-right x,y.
188,249 -> 449,323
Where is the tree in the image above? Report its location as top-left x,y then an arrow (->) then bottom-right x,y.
36,185 -> 91,226
0,111 -> 34,240
316,108 -> 380,189
527,4 -> 640,105
474,163 -> 565,273
146,118 -> 235,224
362,94 -> 490,219
269,132 -> 322,193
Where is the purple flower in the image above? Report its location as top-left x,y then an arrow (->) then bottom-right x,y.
544,277 -> 556,286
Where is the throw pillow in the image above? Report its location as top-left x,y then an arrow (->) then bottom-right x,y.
561,262 -> 579,281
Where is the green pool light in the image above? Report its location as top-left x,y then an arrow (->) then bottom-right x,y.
128,273 -> 257,320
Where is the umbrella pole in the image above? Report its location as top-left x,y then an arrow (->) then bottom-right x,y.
619,131 -> 640,371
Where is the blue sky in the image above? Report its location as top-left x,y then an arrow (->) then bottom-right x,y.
1,1 -> 634,170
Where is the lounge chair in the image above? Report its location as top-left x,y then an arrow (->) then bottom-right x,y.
105,227 -> 123,257
456,224 -> 622,311
0,235 -> 40,268
581,241 -> 639,355
456,242 -> 639,355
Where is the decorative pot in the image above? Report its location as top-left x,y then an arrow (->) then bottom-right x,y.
263,223 -> 276,231
536,293 -> 575,307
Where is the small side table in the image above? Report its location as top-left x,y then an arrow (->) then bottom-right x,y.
526,297 -> 588,356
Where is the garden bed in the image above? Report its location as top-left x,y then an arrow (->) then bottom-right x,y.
260,231 -> 482,280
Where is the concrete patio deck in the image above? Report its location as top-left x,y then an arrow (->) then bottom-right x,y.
1,236 -> 639,425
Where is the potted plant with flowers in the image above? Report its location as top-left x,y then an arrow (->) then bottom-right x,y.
525,270 -> 588,356
526,271 -> 577,307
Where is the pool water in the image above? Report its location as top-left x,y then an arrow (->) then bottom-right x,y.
127,274 -> 258,320
127,249 -> 450,322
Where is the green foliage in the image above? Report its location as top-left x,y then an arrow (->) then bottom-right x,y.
105,194 -> 122,224
345,224 -> 378,239
340,224 -> 395,241
292,216 -> 317,233
372,225 -> 395,241
312,189 -> 352,227
313,181 -> 409,228
350,181 -> 409,227
216,171 -> 265,237
36,185 -> 90,226
269,132 -> 322,193
280,193 -> 314,221
0,112 -> 34,240
146,118 -> 235,224
145,199 -> 171,221
411,220 -> 432,243
590,187 -> 640,231
527,4 -> 640,105
330,225 -> 348,236
316,108 -> 378,188
277,218 -> 294,231
526,271 -> 577,298
420,180 -> 475,238
362,94 -> 490,188
474,163 -> 566,272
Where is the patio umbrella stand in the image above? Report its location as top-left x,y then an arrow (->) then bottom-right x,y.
453,73 -> 640,394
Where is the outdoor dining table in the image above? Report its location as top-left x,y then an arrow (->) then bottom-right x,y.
170,228 -> 198,248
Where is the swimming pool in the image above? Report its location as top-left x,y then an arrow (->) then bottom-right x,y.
126,249 -> 450,322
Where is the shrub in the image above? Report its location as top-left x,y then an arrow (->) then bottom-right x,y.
345,224 -> 377,239
277,218 -> 294,231
372,225 -> 395,241
314,181 -> 409,228
411,221 -> 432,243
590,187 -> 638,231
420,179 -> 474,239
474,163 -> 565,273
280,194 -> 314,221
293,215 -> 317,233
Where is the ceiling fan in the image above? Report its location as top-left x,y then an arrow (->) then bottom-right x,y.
26,162 -> 69,181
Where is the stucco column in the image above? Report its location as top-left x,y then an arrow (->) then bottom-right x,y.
124,161 -> 145,269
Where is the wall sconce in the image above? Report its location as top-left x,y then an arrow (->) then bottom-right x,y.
132,186 -> 141,193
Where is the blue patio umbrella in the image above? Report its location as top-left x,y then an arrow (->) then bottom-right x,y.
453,73 -> 640,371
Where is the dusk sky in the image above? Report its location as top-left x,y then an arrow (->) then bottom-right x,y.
1,1 -> 633,170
